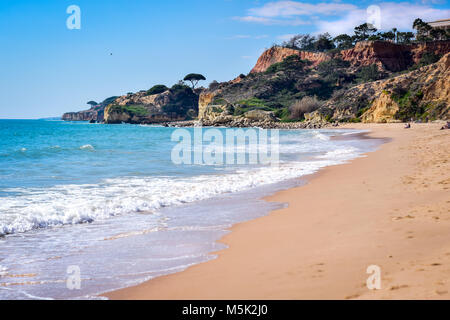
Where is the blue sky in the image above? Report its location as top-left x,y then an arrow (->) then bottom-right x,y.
0,0 -> 448,118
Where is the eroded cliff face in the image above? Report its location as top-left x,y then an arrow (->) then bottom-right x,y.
250,41 -> 450,74
198,91 -> 219,120
340,41 -> 409,71
103,87 -> 198,124
104,91 -> 173,124
62,109 -> 98,121
360,92 -> 400,123
250,46 -> 329,73
340,40 -> 450,71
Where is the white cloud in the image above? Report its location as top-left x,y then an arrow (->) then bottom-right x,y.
248,1 -> 357,17
317,2 -> 450,36
234,15 -> 311,26
236,1 -> 450,33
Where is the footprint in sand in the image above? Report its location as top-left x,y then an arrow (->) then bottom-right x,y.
435,290 -> 448,296
390,285 -> 409,291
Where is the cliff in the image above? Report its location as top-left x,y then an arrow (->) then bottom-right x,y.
250,46 -> 329,73
199,43 -> 449,126
103,85 -> 198,124
62,109 -> 98,121
62,97 -> 117,122
323,52 -> 450,123
339,40 -> 450,71
250,41 -> 450,74
64,40 -> 449,126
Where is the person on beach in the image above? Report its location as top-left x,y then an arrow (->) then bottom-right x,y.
440,121 -> 450,130
405,123 -> 411,129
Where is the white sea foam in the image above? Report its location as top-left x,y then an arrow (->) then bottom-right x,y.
312,131 -> 330,141
0,143 -> 363,236
79,144 -> 95,151
0,265 -> 8,276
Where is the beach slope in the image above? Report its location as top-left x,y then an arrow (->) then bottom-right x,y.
106,123 -> 450,300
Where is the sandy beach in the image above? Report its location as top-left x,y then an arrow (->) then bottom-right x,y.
105,123 -> 450,300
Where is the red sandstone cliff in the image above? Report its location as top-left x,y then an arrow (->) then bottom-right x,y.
340,40 -> 450,71
251,41 -> 450,74
250,47 -> 329,73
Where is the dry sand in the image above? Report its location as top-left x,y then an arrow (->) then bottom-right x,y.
105,123 -> 450,300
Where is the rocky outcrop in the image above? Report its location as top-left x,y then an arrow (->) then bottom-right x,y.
104,87 -> 198,124
198,91 -> 219,119
360,92 -> 400,123
250,46 -> 329,73
243,110 -> 277,122
327,52 -> 450,122
114,90 -> 171,108
62,97 -> 116,122
62,109 -> 98,121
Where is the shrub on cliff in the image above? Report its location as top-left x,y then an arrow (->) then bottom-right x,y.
392,89 -> 426,121
209,80 -> 220,91
416,53 -> 441,68
146,85 -> 168,96
265,55 -> 310,75
356,65 -> 384,83
108,105 -> 149,117
101,96 -> 119,106
317,59 -> 352,85
289,96 -> 323,120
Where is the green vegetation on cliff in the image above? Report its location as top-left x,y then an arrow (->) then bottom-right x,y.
108,105 -> 149,117
146,85 -> 168,96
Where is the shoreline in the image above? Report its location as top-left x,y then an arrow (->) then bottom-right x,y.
105,123 -> 450,300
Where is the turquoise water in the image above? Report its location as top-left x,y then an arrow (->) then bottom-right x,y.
0,120 -> 209,191
0,120 -> 382,299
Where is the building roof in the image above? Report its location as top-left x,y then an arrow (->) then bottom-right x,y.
428,18 -> 450,27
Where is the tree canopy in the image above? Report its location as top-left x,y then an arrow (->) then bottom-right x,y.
87,101 -> 98,106
146,84 -> 168,96
354,23 -> 378,41
183,73 -> 206,89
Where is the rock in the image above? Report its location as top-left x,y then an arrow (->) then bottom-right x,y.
326,52 -> 450,122
304,108 -> 333,124
243,110 -> 277,122
361,91 -> 400,123
62,109 -> 98,122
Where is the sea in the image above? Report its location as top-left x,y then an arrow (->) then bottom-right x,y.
0,119 -> 383,299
